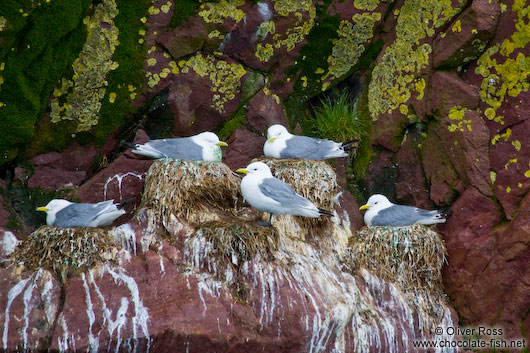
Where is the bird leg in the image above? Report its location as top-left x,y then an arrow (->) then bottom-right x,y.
257,213 -> 273,227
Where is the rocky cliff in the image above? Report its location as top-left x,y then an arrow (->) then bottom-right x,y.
1,160 -> 456,352
1,0 -> 530,350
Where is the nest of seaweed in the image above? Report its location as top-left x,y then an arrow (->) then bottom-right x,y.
344,224 -> 448,323
257,158 -> 337,237
10,226 -> 118,280
142,160 -> 245,226
142,160 -> 278,270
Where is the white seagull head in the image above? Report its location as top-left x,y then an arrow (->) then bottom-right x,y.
36,199 -> 72,225
236,161 -> 273,177
359,194 -> 393,212
266,124 -> 291,143
194,132 -> 228,148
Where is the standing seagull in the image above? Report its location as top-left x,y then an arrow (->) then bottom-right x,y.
359,194 -> 450,226
36,199 -> 128,228
126,131 -> 228,162
263,124 -> 357,160
236,162 -> 333,226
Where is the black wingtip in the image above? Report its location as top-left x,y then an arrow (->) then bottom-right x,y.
122,141 -> 137,149
116,198 -> 136,209
440,208 -> 453,217
318,208 -> 334,217
341,139 -> 360,152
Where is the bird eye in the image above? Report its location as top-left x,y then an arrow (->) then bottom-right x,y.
374,202 -> 378,204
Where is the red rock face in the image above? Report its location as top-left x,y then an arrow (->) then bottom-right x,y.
0,162 -> 458,352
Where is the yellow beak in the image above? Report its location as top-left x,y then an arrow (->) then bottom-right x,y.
236,168 -> 248,174
268,137 -> 276,143
359,204 -> 370,211
216,141 -> 228,147
36,207 -> 49,212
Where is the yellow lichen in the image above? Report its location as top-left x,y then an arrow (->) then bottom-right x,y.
369,0 -> 465,120
208,29 -> 222,38
255,0 -> 316,62
506,186 -> 511,193
324,12 -> 381,82
199,0 -> 245,24
49,0 -> 120,132
272,0 -> 312,16
505,158 -> 518,169
161,1 -> 172,14
452,19 -> 461,32
354,0 -> 380,11
399,104 -> 408,115
147,57 -> 157,66
169,61 -> 179,74
148,5 -> 160,15
447,106 -> 471,132
512,139 -> 521,151
475,2 -> 530,130
415,78 -> 426,100
255,43 -> 274,62
109,92 -> 116,103
301,75 -> 307,87
182,53 -> 247,113
490,171 -> 497,184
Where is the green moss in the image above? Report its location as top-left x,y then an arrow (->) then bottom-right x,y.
170,0 -> 199,28
350,88 -> 374,181
0,0 -> 91,164
282,0 -> 339,127
93,0 -> 151,144
218,105 -> 247,140
368,0 -> 466,120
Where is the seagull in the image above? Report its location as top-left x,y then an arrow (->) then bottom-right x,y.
236,161 -> 333,226
359,194 -> 450,226
125,131 -> 228,162
36,199 -> 128,228
263,124 -> 357,160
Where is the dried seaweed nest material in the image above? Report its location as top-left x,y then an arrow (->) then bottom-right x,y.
10,226 -> 117,279
344,224 -> 449,323
142,160 -> 245,225
346,224 -> 447,291
195,221 -> 278,264
257,158 -> 338,210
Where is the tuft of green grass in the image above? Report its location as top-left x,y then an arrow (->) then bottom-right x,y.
311,91 -> 365,142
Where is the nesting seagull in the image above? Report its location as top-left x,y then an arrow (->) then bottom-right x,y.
359,194 -> 450,226
126,131 -> 228,162
236,161 -> 333,226
263,124 -> 357,160
36,199 -> 128,228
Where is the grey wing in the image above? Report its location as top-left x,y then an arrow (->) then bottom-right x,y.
259,178 -> 313,208
281,136 -> 338,159
371,205 -> 434,226
147,137 -> 203,160
54,201 -> 115,227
